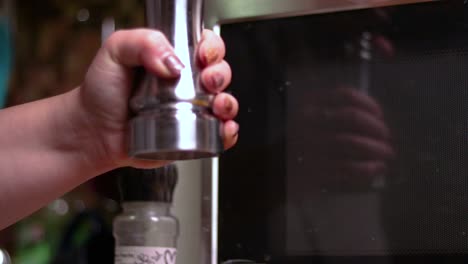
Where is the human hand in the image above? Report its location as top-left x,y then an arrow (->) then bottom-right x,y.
300,87 -> 394,190
74,29 -> 238,169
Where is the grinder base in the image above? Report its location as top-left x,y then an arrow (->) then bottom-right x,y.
129,108 -> 222,160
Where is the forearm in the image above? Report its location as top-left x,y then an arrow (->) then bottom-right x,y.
0,88 -> 113,229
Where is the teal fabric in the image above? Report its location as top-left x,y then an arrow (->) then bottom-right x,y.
0,17 -> 11,108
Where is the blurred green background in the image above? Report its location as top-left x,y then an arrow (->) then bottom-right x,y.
0,1 -> 145,263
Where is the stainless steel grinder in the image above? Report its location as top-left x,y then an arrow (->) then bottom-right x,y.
129,0 -> 222,160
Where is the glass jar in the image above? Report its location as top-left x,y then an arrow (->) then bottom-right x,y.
113,165 -> 179,264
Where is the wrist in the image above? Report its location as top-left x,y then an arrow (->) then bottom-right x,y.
57,87 -> 118,177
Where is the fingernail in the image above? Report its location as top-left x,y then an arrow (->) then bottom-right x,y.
224,96 -> 233,113
211,73 -> 225,89
232,123 -> 239,137
163,54 -> 185,75
204,47 -> 219,65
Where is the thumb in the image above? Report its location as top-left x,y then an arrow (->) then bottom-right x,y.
101,29 -> 185,78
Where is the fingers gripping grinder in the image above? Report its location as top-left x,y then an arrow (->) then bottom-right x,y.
129,0 -> 222,160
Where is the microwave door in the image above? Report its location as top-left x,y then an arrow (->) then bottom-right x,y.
205,0 -> 468,263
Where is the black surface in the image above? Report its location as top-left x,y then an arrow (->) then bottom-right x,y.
219,1 -> 468,263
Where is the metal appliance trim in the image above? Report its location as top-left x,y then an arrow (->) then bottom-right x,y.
205,0 -> 435,28
200,156 -> 219,264
211,156 -> 219,264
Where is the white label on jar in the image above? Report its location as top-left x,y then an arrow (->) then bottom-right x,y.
115,246 -> 177,264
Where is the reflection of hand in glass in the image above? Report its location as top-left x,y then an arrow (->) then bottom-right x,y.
302,87 -> 394,189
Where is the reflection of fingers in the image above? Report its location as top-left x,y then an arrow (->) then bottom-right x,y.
306,133 -> 395,160
373,34 -> 395,57
310,107 -> 391,140
310,160 -> 387,190
308,88 -> 384,118
222,120 -> 239,150
333,88 -> 384,118
336,134 -> 395,160
200,61 -> 232,93
313,160 -> 387,176
336,160 -> 387,177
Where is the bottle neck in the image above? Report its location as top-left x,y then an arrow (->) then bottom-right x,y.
121,201 -> 171,215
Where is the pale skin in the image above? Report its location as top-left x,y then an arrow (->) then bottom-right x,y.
0,29 -> 239,230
